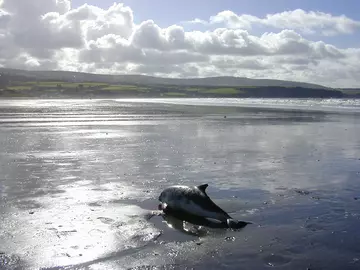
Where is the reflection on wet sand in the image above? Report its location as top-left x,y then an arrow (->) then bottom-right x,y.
162,214 -> 209,237
159,212 -> 249,237
0,99 -> 360,270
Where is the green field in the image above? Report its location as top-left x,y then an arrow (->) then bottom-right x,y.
4,81 -> 150,92
202,88 -> 240,95
186,87 -> 241,95
164,92 -> 187,96
102,85 -> 148,91
186,87 -> 204,91
23,81 -> 64,85
22,81 -> 109,88
7,85 -> 33,90
3,82 -> 245,96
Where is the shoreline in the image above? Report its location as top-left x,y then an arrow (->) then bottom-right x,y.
1,97 -> 360,115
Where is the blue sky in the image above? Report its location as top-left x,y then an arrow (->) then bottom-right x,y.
72,0 -> 360,22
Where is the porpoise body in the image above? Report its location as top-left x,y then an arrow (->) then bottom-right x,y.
158,184 -> 250,229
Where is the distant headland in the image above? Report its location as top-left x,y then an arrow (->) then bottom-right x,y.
0,68 -> 359,99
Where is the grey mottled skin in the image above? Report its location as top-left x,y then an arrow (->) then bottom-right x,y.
158,184 -> 251,229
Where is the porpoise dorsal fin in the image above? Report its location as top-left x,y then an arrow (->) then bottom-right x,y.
197,184 -> 208,193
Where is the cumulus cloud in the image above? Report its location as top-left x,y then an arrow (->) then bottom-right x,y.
0,1 -> 359,87
197,9 -> 360,36
263,9 -> 360,35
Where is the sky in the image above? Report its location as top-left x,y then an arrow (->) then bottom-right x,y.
0,0 -> 360,87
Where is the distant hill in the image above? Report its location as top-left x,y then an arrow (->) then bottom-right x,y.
1,67 -> 358,99
0,68 -> 328,89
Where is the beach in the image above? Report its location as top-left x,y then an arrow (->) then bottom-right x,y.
1,98 -> 360,269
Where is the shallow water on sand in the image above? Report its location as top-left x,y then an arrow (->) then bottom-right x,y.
1,98 -> 360,270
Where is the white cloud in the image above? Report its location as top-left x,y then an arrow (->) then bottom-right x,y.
0,1 -> 359,87
203,9 -> 360,36
263,9 -> 360,36
210,11 -> 259,30
82,3 -> 134,41
183,18 -> 208,25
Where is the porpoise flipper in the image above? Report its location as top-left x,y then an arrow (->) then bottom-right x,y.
226,219 -> 252,229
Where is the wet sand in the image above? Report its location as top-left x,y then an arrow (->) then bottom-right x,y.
1,98 -> 360,269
